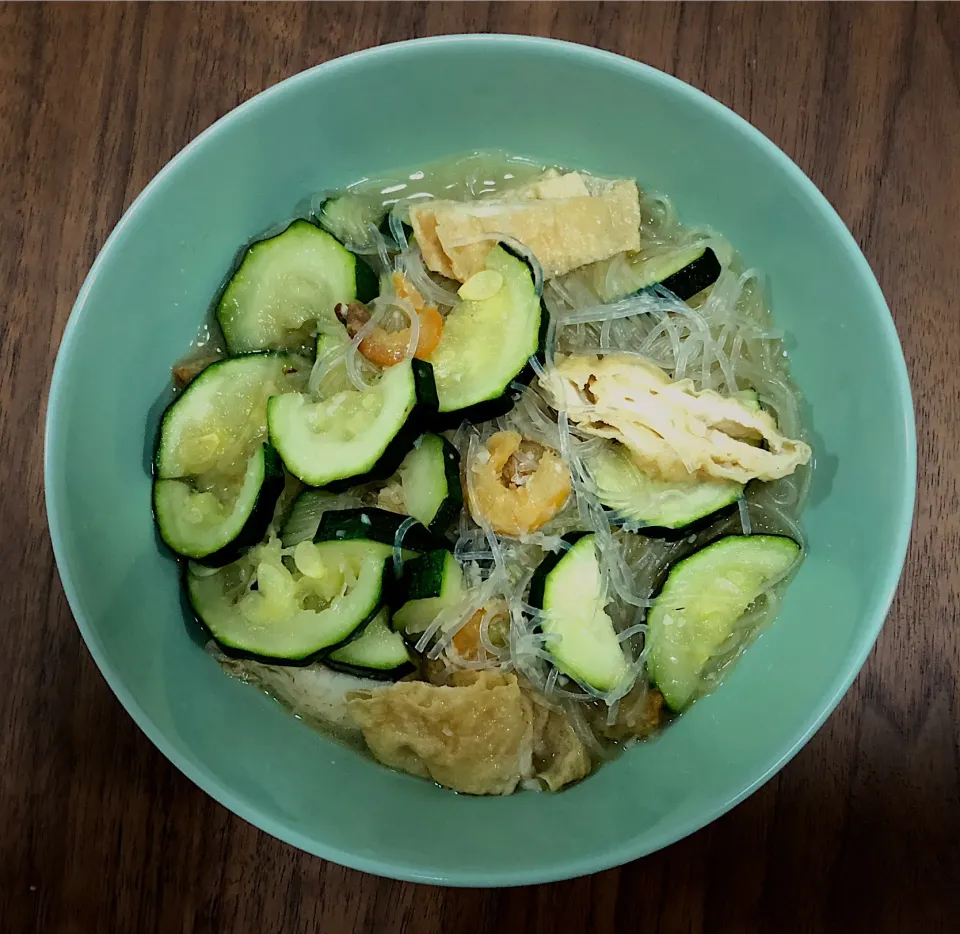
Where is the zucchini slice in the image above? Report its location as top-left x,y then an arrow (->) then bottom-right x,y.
397,549 -> 461,601
585,440 -> 743,533
187,538 -> 392,662
427,244 -> 542,416
155,352 -> 309,478
596,246 -> 722,303
316,195 -> 388,248
529,533 -> 629,693
650,247 -> 722,301
392,550 -> 464,635
154,443 -> 283,564
313,507 -> 446,555
217,220 -> 357,354
646,534 -> 801,711
398,433 -> 463,532
313,197 -> 382,301
325,608 -> 413,680
153,353 -> 309,561
353,258 -> 381,304
267,358 -> 437,488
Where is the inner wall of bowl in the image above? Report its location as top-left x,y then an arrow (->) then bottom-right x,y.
48,38 -> 912,884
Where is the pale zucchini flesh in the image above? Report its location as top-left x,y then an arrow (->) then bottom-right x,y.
427,246 -> 541,413
217,220 -> 357,354
530,534 -> 629,693
647,534 -> 801,711
326,608 -> 412,676
398,433 -> 463,531
156,353 -> 309,479
154,443 -> 281,562
268,359 -> 418,487
153,353 -> 307,562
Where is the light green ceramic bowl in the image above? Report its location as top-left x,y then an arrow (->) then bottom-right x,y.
45,36 -> 915,886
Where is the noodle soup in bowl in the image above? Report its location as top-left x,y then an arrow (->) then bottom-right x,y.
46,36 -> 915,885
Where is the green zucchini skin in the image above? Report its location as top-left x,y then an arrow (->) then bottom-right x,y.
633,510 -> 737,541
194,607 -> 385,669
598,245 -> 723,304
644,529 -> 800,604
426,435 -> 463,533
322,657 -> 416,681
354,256 -> 381,303
396,549 -> 459,602
501,240 -> 544,297
411,358 -> 441,412
313,507 -> 450,554
658,247 -> 722,301
390,549 -> 464,638
429,385 -> 521,431
584,438 -> 749,538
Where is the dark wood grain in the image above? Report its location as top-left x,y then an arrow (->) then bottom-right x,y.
1,3 -> 957,931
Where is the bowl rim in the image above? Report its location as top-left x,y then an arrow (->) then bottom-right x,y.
45,34 -> 917,887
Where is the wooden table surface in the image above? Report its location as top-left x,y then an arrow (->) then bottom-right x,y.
2,3 -> 958,931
